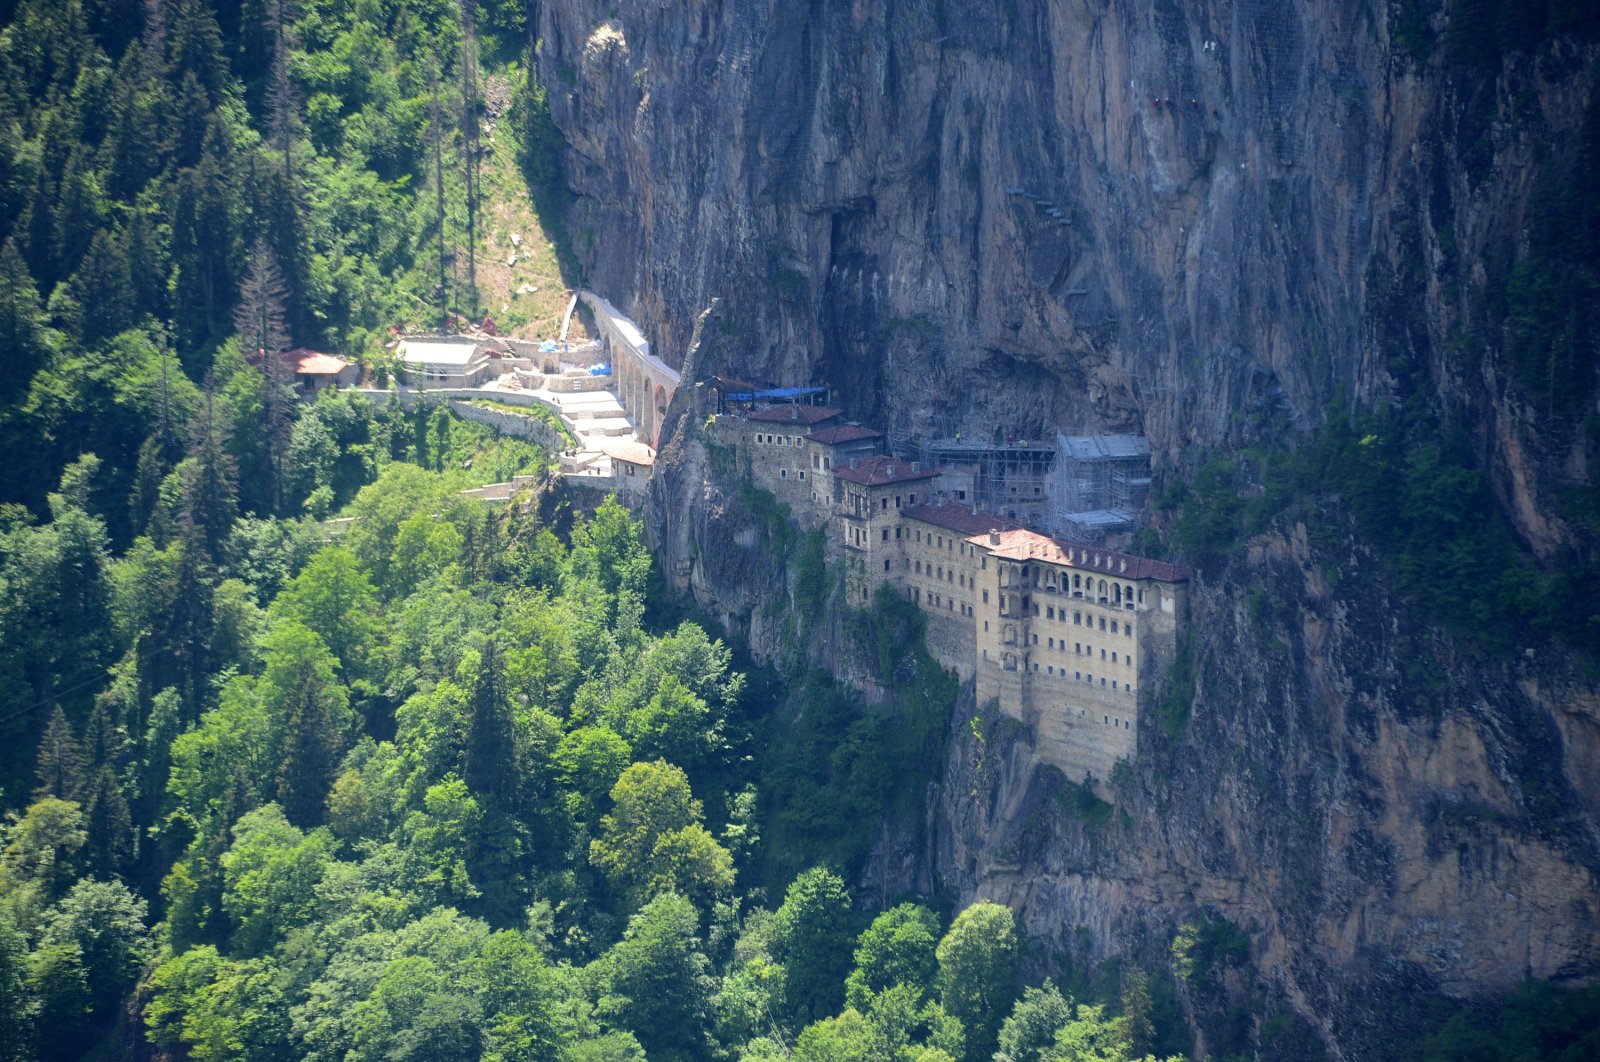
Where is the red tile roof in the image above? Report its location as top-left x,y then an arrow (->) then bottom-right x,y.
902,503 -> 1022,537
832,455 -> 941,487
968,528 -> 1189,582
746,404 -> 844,426
806,424 -> 883,445
282,348 -> 350,375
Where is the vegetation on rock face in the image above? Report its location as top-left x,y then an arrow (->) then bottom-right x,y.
1163,412 -> 1600,652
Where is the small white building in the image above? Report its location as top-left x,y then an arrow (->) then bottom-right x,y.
600,438 -> 656,492
397,337 -> 496,387
279,349 -> 357,396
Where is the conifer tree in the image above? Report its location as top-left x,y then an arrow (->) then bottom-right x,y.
51,144 -> 101,278
130,434 -> 167,537
170,118 -> 241,358
464,641 -> 517,811
0,237 -> 51,397
427,58 -> 450,331
268,625 -> 349,828
33,706 -> 85,801
181,388 -> 238,565
232,235 -> 291,357
81,765 -> 134,878
231,237 -> 293,508
464,640 -> 524,923
459,0 -> 481,317
70,227 -> 136,347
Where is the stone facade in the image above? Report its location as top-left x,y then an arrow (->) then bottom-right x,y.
711,409 -> 1189,793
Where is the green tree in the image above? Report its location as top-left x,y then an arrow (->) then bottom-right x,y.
996,981 -> 1074,1062
590,760 -> 733,909
397,775 -> 481,910
593,892 -> 713,1058
0,237 -> 54,399
348,954 -> 484,1062
182,389 -> 240,565
773,867 -> 856,1025
32,706 -> 84,801
220,804 -> 337,956
479,930 -> 562,1062
0,798 -> 86,917
33,877 -> 152,1052
847,903 -> 943,1008
253,621 -> 352,827
936,902 -> 1019,1062
553,725 -> 632,824
68,228 -> 136,347
0,902 -> 33,1061
80,765 -> 134,879
270,546 -> 379,679
463,641 -> 526,924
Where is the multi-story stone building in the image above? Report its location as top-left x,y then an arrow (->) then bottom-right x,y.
706,405 -> 1189,794
967,529 -> 1187,789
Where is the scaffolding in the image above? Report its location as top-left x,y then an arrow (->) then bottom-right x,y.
1048,433 -> 1151,541
887,421 -> 1055,519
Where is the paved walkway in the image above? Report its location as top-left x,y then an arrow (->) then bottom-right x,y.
476,378 -> 634,477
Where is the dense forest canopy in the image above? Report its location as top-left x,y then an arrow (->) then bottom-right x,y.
0,1 -> 1597,1060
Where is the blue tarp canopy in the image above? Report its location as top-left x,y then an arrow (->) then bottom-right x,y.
539,340 -> 560,353
724,385 -> 827,402
589,364 -> 612,376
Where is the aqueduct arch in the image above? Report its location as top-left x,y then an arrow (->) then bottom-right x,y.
580,291 -> 680,447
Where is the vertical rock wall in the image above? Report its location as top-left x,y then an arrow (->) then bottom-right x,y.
536,1 -> 1600,1054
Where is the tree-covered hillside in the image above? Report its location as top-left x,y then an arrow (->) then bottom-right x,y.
0,6 -> 1186,1056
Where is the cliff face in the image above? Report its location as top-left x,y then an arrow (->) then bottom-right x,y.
536,0 -> 1600,1053
935,519 -> 1600,1054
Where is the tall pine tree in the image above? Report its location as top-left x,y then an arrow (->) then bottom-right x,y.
33,706 -> 85,801
464,640 -> 524,924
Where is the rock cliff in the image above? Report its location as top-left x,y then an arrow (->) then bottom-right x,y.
535,0 -> 1600,1054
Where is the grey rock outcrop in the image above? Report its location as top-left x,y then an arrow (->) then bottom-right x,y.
534,1 -> 1600,1054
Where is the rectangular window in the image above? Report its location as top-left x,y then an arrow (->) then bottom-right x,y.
882,529 -> 890,542
982,590 -> 989,604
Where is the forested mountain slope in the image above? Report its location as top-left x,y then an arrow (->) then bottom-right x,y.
0,3 -> 1218,1060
